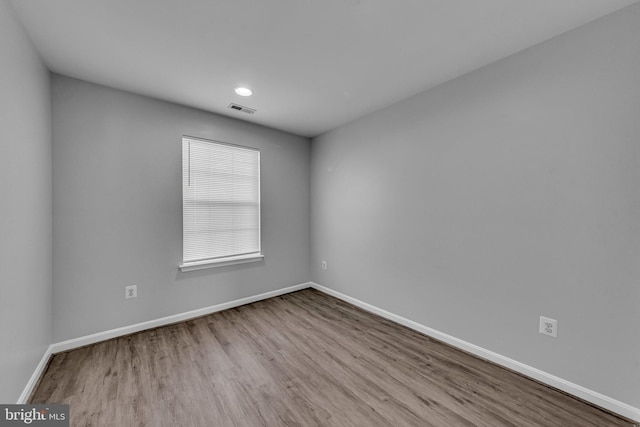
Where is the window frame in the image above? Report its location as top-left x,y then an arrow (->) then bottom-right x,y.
179,136 -> 263,272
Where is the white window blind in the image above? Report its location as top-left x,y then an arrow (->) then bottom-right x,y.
181,137 -> 261,268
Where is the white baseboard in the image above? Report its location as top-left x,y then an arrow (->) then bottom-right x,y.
17,345 -> 53,404
309,282 -> 640,423
50,282 -> 311,354
20,282 -> 312,403
20,280 -> 639,423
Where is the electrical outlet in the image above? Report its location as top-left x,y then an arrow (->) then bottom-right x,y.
321,260 -> 327,270
125,285 -> 137,299
539,316 -> 557,338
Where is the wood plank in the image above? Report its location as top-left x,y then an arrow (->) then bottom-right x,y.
30,289 -> 634,426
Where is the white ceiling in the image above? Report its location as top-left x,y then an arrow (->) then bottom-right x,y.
10,0 -> 638,137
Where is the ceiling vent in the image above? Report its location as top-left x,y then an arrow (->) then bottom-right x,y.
227,103 -> 256,114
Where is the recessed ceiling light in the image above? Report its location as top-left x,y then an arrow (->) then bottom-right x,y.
235,87 -> 253,97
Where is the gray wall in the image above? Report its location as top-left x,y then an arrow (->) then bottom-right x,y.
52,75 -> 310,342
311,5 -> 640,408
0,0 -> 52,403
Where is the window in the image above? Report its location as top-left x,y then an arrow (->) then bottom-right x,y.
179,136 -> 263,271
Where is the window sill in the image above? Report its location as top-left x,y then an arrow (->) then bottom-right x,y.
179,254 -> 264,272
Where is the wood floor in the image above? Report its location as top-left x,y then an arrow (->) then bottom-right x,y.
31,289 -> 633,426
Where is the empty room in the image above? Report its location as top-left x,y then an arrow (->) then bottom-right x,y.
1,0 -> 639,425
